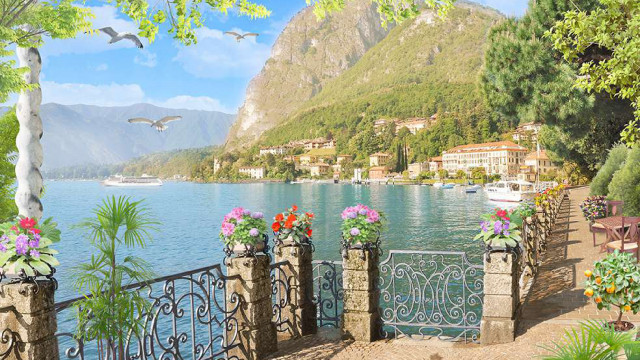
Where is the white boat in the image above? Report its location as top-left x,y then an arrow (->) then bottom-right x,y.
102,174 -> 163,187
485,180 -> 536,202
466,185 -> 482,193
433,182 -> 444,188
441,183 -> 454,189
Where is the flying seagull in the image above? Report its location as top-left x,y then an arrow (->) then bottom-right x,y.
128,116 -> 182,132
98,27 -> 144,49
224,31 -> 259,42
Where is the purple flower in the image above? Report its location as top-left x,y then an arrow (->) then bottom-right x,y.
251,212 -> 264,219
347,212 -> 358,219
28,238 -> 39,249
480,221 -> 490,232
249,228 -> 259,237
503,230 -> 510,237
29,249 -> 40,258
0,235 -> 7,253
350,228 -> 361,236
359,209 -> 368,216
15,235 -> 28,255
221,222 -> 236,237
493,221 -> 503,235
503,221 -> 510,230
243,209 -> 251,216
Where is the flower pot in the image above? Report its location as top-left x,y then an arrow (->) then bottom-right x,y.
231,241 -> 266,255
277,235 -> 310,247
607,320 -> 636,333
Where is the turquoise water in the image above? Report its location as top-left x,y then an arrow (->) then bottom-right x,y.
43,181 -> 494,301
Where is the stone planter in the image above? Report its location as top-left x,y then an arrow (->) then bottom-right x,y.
230,241 -> 266,255
275,235 -> 310,247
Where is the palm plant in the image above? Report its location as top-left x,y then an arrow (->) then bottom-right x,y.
72,196 -> 159,360
540,320 -> 640,360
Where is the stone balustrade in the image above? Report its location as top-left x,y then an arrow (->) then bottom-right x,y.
0,281 -> 58,359
342,249 -> 380,342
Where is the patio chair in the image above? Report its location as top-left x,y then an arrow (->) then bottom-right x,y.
591,200 -> 624,247
605,216 -> 640,260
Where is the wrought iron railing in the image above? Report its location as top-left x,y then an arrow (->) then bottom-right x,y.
311,260 -> 343,328
270,260 -> 292,334
54,263 -> 243,359
378,250 -> 484,343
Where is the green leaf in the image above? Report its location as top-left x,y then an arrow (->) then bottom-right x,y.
28,259 -> 51,275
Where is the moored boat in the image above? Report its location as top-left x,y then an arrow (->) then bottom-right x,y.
102,174 -> 163,187
466,185 -> 482,193
485,180 -> 535,202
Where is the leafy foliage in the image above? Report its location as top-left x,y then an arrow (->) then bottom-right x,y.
0,109 -> 18,220
584,251 -> 640,325
590,144 -> 628,196
540,320 -> 640,360
272,205 -> 314,244
481,0 -> 632,177
607,146 -> 640,217
0,217 -> 60,276
219,207 -> 267,246
549,0 -> 640,146
474,208 -> 522,248
340,204 -> 385,245
72,196 -> 158,358
308,0 -> 454,27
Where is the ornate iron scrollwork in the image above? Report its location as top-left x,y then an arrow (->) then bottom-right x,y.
311,260 -> 344,328
54,263 -> 243,359
378,250 -> 484,343
270,260 -> 293,333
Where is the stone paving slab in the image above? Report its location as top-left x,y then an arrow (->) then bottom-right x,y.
269,187 -> 640,360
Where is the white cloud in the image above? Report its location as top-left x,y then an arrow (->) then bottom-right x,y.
134,50 -> 157,68
95,63 -> 108,71
39,81 -> 233,113
172,27 -> 271,79
42,5 -> 144,57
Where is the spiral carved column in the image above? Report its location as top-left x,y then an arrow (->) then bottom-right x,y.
15,45 -> 44,220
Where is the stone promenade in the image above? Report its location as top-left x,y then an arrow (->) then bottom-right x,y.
268,186 -> 640,360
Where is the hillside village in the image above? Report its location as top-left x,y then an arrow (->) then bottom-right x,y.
204,118 -> 557,183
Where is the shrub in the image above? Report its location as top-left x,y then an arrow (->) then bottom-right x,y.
579,195 -> 607,221
607,146 -> 640,216
584,251 -> 640,329
591,144 -> 628,196
341,204 -> 385,246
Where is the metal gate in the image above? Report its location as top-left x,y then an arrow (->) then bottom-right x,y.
378,250 -> 484,342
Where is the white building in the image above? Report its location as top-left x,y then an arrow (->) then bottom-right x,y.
408,162 -> 427,179
239,166 -> 265,179
512,122 -> 542,143
213,158 -> 221,174
442,141 -> 528,177
259,146 -> 289,156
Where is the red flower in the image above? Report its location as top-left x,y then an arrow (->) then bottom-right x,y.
30,228 -> 41,235
306,212 -> 314,219
306,228 -> 312,237
284,220 -> 294,229
10,226 -> 19,234
275,213 -> 284,222
287,214 -> 297,223
292,204 -> 298,212
272,222 -> 281,232
19,218 -> 36,229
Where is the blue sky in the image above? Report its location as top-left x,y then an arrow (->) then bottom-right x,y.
20,0 -> 528,114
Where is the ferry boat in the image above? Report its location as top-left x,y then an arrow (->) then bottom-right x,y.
485,180 -> 535,202
102,174 -> 163,187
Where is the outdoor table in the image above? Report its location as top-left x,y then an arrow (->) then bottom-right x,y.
595,216 -> 640,252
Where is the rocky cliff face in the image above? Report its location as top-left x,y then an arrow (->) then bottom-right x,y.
226,0 -> 390,147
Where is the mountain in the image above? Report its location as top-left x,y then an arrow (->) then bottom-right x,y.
37,103 -> 234,170
225,0 -> 391,147
226,1 -> 504,149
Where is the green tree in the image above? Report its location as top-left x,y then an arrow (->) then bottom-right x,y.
470,167 -> 486,180
0,109 -> 18,220
590,144 -> 628,196
481,0 -> 631,176
438,169 -> 448,180
73,196 -> 158,360
549,0 -> 640,146
608,146 -> 640,216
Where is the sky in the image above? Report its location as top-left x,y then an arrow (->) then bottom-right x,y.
7,0 -> 529,114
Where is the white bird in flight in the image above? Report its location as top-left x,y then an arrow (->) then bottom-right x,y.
128,116 -> 182,132
98,27 -> 144,49
224,31 -> 259,42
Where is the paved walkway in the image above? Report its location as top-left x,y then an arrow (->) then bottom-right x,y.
268,187 -> 640,359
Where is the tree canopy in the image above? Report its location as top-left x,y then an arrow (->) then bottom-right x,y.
549,0 -> 640,146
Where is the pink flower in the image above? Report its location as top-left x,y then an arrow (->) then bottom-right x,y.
366,210 -> 380,223
221,222 -> 235,237
230,207 -> 245,220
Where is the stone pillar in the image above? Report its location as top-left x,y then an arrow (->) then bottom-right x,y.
481,252 -> 519,345
0,281 -> 58,359
226,255 -> 277,360
274,244 -> 317,339
342,249 -> 380,342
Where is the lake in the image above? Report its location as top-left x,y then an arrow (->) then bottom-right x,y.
43,180 -> 497,301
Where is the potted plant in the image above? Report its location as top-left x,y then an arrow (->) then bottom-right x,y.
0,217 -> 60,281
584,251 -> 640,333
220,207 -> 268,256
272,204 -> 314,247
580,195 -> 607,222
340,204 -> 385,253
475,208 -> 523,255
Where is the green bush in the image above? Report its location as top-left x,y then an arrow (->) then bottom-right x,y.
608,146 -> 640,215
591,144 -> 629,196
